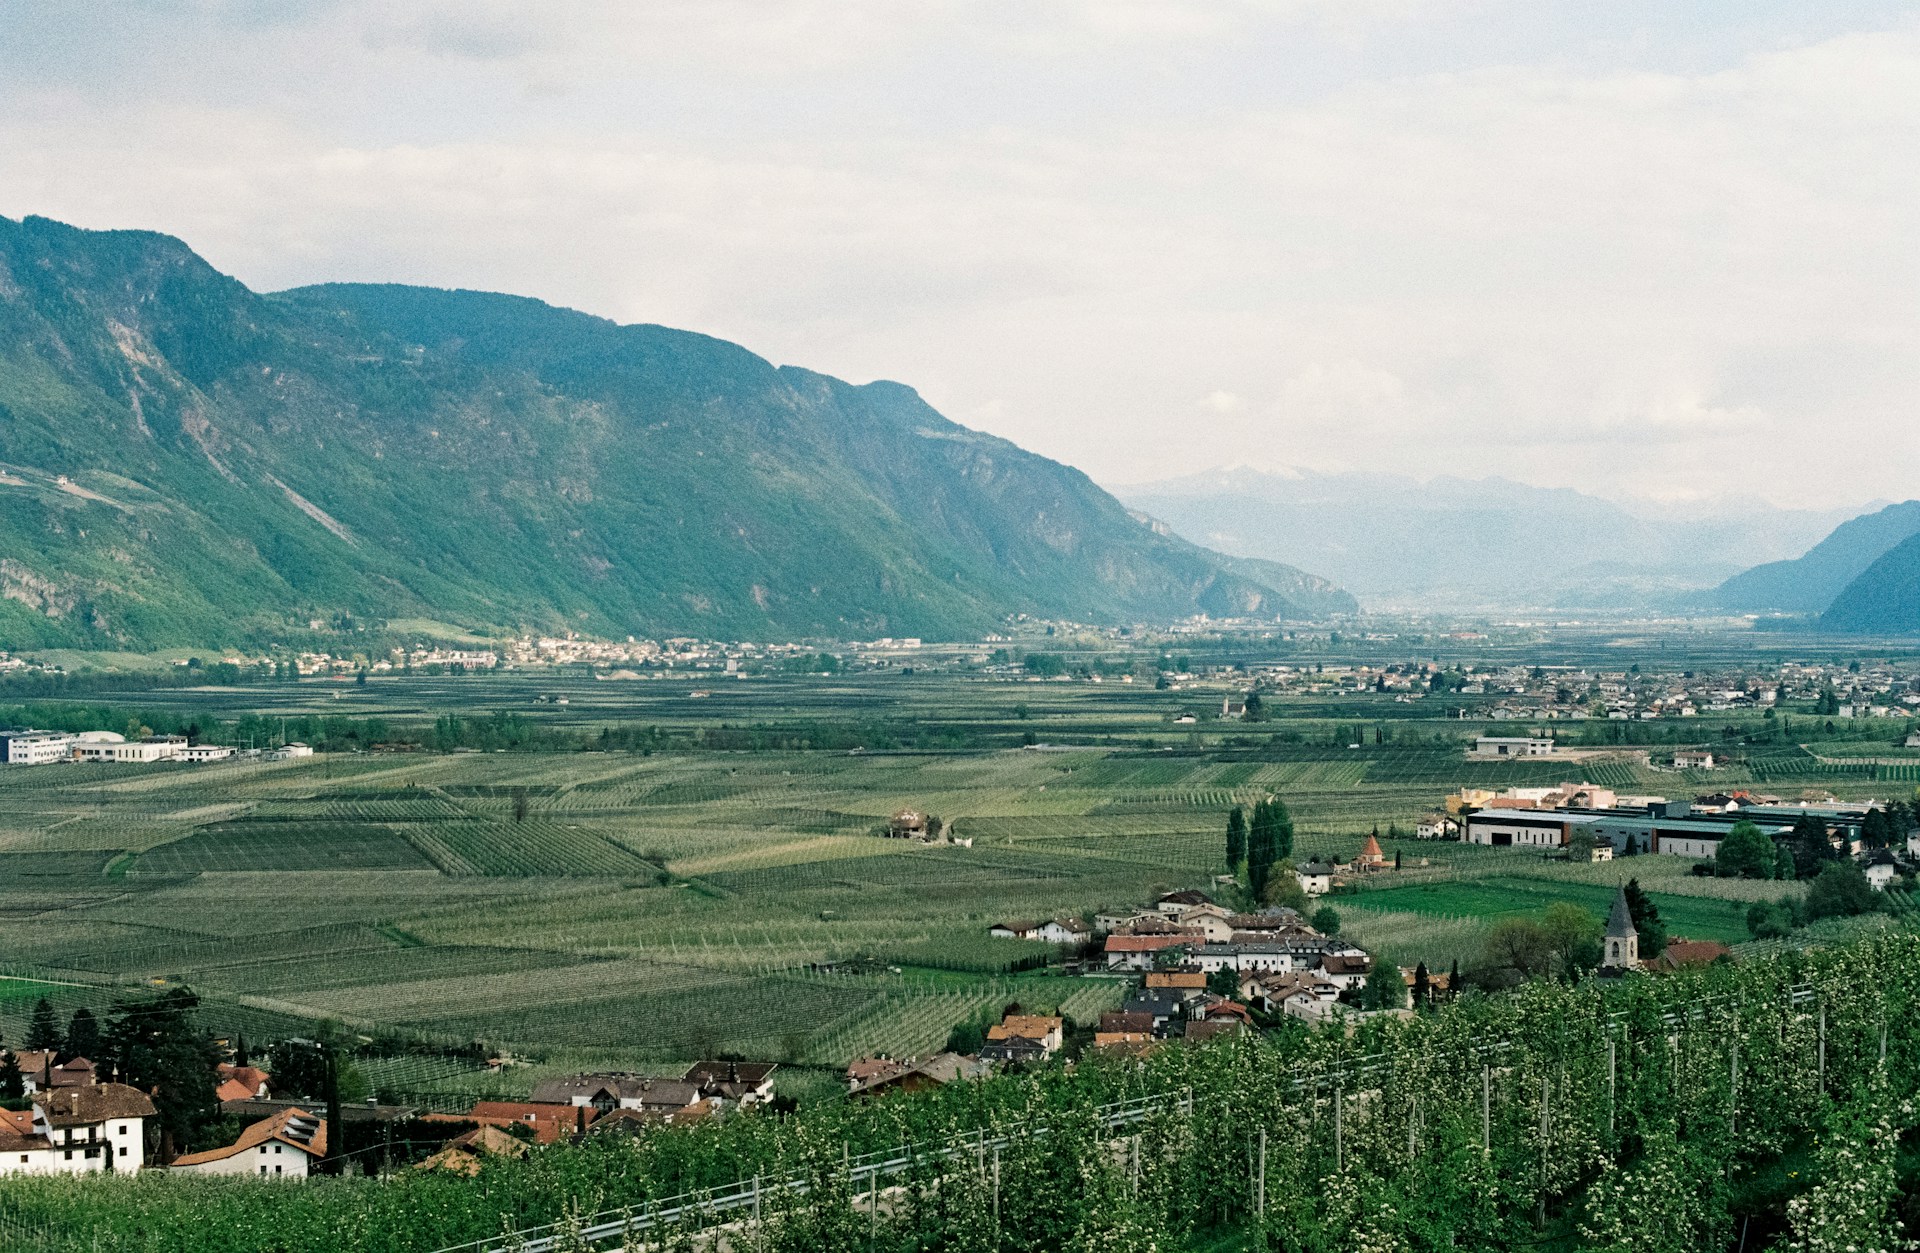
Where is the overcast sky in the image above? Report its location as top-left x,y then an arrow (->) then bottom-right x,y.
4,1 -> 1916,507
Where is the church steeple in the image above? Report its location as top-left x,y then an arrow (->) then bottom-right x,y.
1603,885 -> 1639,970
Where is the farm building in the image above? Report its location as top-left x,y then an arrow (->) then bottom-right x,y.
1469,736 -> 1555,759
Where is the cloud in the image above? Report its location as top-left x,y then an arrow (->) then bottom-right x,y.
2,5 -> 1916,507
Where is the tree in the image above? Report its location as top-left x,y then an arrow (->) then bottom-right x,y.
1787,814 -> 1839,879
1714,821 -> 1775,879
1472,918 -> 1558,988
104,989 -> 222,1159
1622,878 -> 1668,959
24,999 -> 62,1052
1412,961 -> 1432,1010
1745,899 -> 1795,940
1246,799 -> 1279,900
0,1050 -> 21,1100
232,1032 -> 250,1068
1224,806 -> 1246,873
1242,691 -> 1265,722
63,1007 -> 102,1063
1359,965 -> 1408,1010
1806,860 -> 1878,921
267,1039 -> 331,1101
1261,859 -> 1311,912
1311,905 -> 1342,935
1205,967 -> 1240,999
1773,839 -> 1797,881
1542,901 -> 1603,976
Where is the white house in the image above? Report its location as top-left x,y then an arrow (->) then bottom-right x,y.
170,1107 -> 326,1178
29,1084 -> 155,1174
1033,918 -> 1090,944
1865,850 -> 1899,892
174,744 -> 236,764
1295,862 -> 1337,896
1470,736 -> 1554,759
1673,749 -> 1717,770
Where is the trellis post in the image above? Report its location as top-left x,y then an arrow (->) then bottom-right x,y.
1481,1066 -> 1491,1154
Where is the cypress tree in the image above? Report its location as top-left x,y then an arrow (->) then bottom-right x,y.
63,1007 -> 102,1063
24,999 -> 61,1052
1225,806 -> 1247,873
1246,799 -> 1275,900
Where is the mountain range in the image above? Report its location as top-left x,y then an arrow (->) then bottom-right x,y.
1120,467 -> 1868,613
1709,501 -> 1920,618
0,215 -> 1353,649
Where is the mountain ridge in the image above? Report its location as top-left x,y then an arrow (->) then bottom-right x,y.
1120,465 -> 1864,611
0,215 -> 1351,648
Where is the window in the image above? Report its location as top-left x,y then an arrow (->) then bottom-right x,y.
274,1144 -> 282,1153
275,1165 -> 283,1174
116,1125 -> 127,1135
260,1165 -> 268,1175
63,1150 -> 72,1160
118,1147 -> 127,1157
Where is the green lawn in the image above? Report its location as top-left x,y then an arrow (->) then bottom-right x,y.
1346,875 -> 1752,944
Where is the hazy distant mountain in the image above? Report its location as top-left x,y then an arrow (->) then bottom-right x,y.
1820,523 -> 1920,634
0,215 -> 1351,648
1119,466 -> 1862,611
1712,501 -> 1920,614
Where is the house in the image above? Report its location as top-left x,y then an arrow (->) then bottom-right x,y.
15,1054 -> 95,1096
170,1107 -> 326,1178
988,920 -> 1040,939
682,1060 -> 777,1106
417,1125 -> 529,1176
1144,969 -> 1207,993
849,1053 -> 989,1099
985,1014 -> 1064,1056
1673,749 -> 1716,770
1122,987 -> 1197,1032
584,1104 -> 714,1137
214,1063 -> 271,1103
845,1056 -> 910,1092
0,1109 -> 53,1176
528,1074 -> 704,1117
1182,1019 -> 1246,1044
434,1101 -> 600,1144
1864,849 -> 1900,892
272,743 -> 315,759
978,1034 -> 1050,1065
1170,909 -> 1236,942
1034,918 -> 1091,945
1318,953 -> 1374,992
1240,970 -> 1340,1014
174,744 -> 236,764
1470,736 -> 1555,759
1648,939 -> 1732,972
1154,890 -> 1214,917
1295,862 -> 1338,896
1415,814 -> 1457,840
1104,933 -> 1193,970
887,809 -> 932,838
30,1083 -> 155,1174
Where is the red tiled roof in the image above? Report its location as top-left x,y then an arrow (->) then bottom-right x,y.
171,1107 -> 324,1166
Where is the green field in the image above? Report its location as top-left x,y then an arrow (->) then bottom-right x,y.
0,660 -> 1895,1097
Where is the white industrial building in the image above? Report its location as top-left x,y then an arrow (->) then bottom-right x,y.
0,730 -> 77,765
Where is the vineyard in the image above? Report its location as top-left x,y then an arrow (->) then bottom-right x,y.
3,929 -> 1918,1252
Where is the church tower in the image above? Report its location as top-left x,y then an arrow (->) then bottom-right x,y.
1603,885 -> 1639,970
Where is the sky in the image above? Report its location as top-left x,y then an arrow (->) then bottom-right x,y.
3,1 -> 1917,508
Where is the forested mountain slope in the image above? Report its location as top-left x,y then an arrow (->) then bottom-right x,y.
0,216 -> 1349,647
